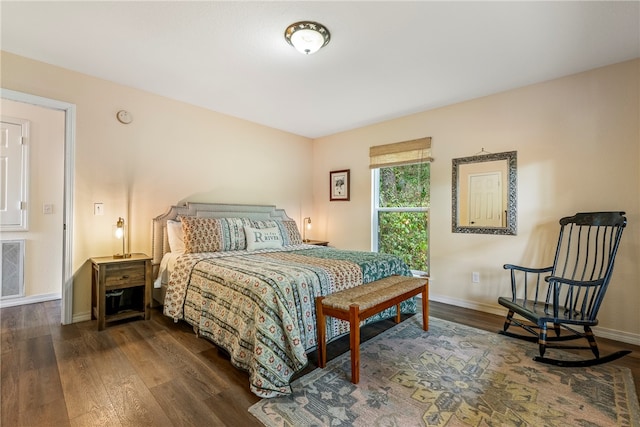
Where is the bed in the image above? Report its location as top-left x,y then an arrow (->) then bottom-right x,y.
152,202 -> 417,398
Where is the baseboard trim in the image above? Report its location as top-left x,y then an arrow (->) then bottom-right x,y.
0,294 -> 93,325
429,293 -> 640,346
0,293 -> 61,308
595,327 -> 640,346
430,293 -> 505,317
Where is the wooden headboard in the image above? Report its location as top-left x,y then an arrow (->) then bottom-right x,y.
151,202 -> 295,267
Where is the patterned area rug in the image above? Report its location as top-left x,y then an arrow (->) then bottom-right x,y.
249,315 -> 639,426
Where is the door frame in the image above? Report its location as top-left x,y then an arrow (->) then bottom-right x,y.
1,88 -> 75,325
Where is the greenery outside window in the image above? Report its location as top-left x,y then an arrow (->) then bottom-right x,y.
370,138 -> 431,276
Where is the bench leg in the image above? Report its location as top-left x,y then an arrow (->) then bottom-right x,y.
395,303 -> 401,323
349,304 -> 361,384
421,282 -> 429,331
315,296 -> 327,368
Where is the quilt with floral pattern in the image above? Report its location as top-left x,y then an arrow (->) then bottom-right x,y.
163,245 -> 414,397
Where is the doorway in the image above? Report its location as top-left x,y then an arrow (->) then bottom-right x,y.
1,88 -> 76,325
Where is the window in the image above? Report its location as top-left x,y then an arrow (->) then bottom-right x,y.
370,138 -> 431,276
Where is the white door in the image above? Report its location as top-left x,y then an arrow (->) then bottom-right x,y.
468,172 -> 502,227
0,117 -> 29,231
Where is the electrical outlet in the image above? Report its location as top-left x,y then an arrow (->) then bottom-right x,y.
43,203 -> 53,214
472,272 -> 480,283
94,203 -> 104,216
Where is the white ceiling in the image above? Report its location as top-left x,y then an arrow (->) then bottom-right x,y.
2,1 -> 639,138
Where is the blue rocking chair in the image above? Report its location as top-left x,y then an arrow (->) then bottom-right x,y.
498,211 -> 630,367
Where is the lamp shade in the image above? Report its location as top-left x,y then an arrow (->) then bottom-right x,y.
285,21 -> 330,55
115,217 -> 125,239
302,217 -> 312,242
113,217 -> 130,258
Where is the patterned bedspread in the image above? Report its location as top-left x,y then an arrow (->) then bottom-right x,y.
163,245 -> 414,397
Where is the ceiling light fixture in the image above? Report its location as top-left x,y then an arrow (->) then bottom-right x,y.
284,21 -> 330,55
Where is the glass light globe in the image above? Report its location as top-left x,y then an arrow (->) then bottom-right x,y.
291,29 -> 325,54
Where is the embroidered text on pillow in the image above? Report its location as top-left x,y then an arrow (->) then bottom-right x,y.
245,226 -> 283,251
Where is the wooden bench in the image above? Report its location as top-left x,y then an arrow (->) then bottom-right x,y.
315,275 -> 428,384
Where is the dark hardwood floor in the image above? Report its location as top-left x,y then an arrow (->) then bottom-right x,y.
1,299 -> 638,426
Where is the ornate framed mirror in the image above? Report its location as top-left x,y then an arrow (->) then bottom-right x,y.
452,151 -> 517,235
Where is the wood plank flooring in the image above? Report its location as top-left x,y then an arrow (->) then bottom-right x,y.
1,299 -> 638,426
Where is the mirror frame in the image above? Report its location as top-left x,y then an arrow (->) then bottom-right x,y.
452,150 -> 517,235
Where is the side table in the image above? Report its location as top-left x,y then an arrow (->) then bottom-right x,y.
304,240 -> 329,246
90,253 -> 152,331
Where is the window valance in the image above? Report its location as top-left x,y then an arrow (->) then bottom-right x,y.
369,137 -> 432,169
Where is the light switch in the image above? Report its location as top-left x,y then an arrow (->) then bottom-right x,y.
43,203 -> 53,214
94,203 -> 104,216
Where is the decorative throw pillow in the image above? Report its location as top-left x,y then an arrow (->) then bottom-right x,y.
244,226 -> 283,251
166,220 -> 185,254
281,219 -> 303,245
251,219 -> 302,245
217,217 -> 253,251
180,216 -> 223,253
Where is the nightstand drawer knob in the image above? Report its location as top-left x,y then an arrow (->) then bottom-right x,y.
122,275 -> 130,279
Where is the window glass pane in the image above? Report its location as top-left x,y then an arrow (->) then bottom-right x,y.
379,163 -> 430,208
378,211 -> 428,273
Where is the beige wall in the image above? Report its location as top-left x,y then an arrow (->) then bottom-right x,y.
2,50 -> 638,343
1,52 -> 313,320
313,59 -> 640,342
1,99 -> 64,299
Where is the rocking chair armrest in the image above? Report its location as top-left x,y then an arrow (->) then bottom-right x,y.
503,264 -> 554,301
545,276 -> 605,288
503,264 -> 553,274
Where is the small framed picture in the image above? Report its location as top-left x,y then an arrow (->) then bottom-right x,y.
329,169 -> 350,201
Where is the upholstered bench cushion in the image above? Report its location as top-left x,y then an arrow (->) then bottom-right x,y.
321,276 -> 427,312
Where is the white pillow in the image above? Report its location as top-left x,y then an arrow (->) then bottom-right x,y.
244,226 -> 283,251
167,220 -> 185,254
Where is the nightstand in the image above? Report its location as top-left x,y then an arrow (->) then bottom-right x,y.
304,240 -> 329,246
90,253 -> 152,331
